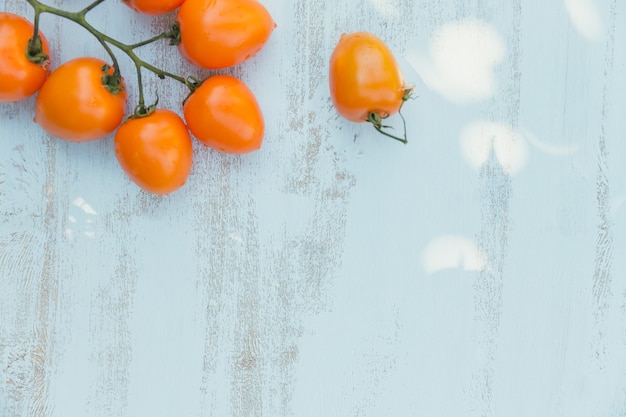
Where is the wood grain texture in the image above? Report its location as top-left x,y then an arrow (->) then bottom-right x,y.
1,0 -> 626,416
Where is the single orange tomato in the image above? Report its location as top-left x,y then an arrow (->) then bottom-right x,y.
35,57 -> 126,142
0,12 -> 50,103
176,0 -> 276,69
184,75 -> 265,154
329,32 -> 412,143
122,0 -> 185,15
115,109 -> 193,195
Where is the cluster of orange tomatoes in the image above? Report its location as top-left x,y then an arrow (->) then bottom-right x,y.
2,0 -> 412,195
1,0 -> 275,195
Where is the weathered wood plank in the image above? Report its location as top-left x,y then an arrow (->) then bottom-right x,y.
1,0 -> 625,416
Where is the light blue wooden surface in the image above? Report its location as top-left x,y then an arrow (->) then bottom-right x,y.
1,0 -> 625,416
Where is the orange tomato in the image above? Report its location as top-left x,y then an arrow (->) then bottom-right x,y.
122,0 -> 185,15
176,0 -> 276,69
114,109 -> 193,195
184,75 -> 265,154
35,57 -> 126,142
0,12 -> 50,103
329,32 -> 407,123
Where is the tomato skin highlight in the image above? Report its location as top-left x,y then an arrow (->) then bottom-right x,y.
35,57 -> 127,142
115,109 -> 193,195
329,32 -> 405,123
184,75 -> 265,154
176,0 -> 276,69
0,12 -> 50,103
122,0 -> 185,16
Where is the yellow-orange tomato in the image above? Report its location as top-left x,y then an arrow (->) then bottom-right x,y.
329,32 -> 406,123
0,12 -> 50,103
115,109 -> 193,195
122,0 -> 185,15
176,0 -> 276,69
35,57 -> 126,142
184,75 -> 264,154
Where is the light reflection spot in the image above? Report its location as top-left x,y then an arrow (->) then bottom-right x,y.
422,235 -> 487,275
460,121 -> 529,175
406,19 -> 505,103
564,0 -> 603,40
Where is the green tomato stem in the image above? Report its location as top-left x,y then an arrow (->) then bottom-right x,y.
31,7 -> 41,39
128,32 -> 172,50
367,111 -> 408,144
366,87 -> 414,144
129,24 -> 179,49
80,0 -> 110,15
136,65 -> 145,108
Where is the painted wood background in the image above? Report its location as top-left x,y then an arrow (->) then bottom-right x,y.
1,0 -> 625,416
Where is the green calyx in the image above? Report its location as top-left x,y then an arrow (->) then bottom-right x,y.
402,86 -> 415,102
168,22 -> 181,46
26,35 -> 49,66
101,64 -> 125,95
129,99 -> 158,120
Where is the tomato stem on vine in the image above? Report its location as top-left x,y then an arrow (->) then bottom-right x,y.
128,33 -> 171,50
31,8 -> 41,40
129,24 -> 180,49
367,112 -> 408,144
136,65 -> 145,108
366,87 -> 415,144
80,0 -> 110,15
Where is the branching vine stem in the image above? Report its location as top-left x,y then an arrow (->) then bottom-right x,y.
25,0 -> 195,116
79,0 -> 109,15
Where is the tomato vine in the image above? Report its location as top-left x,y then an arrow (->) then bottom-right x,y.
25,0 -> 196,117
